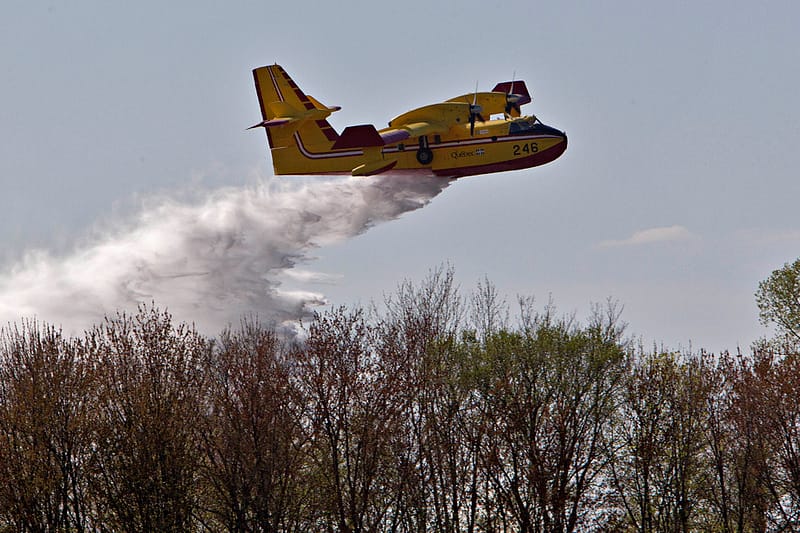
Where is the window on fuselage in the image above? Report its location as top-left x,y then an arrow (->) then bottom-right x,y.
508,119 -> 536,135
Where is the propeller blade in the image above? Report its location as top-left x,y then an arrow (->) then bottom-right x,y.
468,81 -> 482,136
505,71 -> 521,117
504,100 -> 521,116
468,103 -> 483,136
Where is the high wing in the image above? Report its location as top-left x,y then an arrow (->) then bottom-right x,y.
447,81 -> 532,118
377,80 -> 533,143
446,92 -> 508,116
378,102 -> 471,144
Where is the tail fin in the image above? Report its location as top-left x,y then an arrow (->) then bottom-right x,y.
252,65 -> 340,171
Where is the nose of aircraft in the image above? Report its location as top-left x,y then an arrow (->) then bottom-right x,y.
535,123 -> 567,139
542,123 -> 567,152
536,122 -> 567,161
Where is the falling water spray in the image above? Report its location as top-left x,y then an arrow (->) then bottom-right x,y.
0,175 -> 449,334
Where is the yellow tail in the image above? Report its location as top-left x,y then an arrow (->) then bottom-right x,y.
252,65 -> 342,174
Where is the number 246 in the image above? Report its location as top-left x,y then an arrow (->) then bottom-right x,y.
512,143 -> 539,156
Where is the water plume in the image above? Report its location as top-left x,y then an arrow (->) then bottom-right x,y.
0,174 -> 449,334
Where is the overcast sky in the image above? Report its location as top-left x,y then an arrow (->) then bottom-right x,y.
2,1 -> 799,350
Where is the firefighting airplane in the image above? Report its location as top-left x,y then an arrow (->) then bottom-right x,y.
249,64 -> 567,178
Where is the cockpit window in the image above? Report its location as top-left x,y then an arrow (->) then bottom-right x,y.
508,118 -> 539,134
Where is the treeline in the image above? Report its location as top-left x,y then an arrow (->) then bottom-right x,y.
1,268 -> 799,532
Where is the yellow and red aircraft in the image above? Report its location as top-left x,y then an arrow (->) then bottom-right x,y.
249,64 -> 567,178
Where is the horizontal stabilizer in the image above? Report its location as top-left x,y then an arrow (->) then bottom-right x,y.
247,117 -> 293,129
248,98 -> 342,131
332,125 -> 384,150
307,95 -> 342,113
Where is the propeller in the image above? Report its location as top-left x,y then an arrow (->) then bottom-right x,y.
504,71 -> 522,117
505,94 -> 522,117
468,81 -> 485,136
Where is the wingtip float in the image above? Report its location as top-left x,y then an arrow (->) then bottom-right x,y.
250,64 -> 566,179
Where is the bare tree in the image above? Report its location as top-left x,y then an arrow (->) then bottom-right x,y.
701,350 -> 775,533
85,305 -> 208,531
469,276 -> 508,344
401,337 -> 487,533
199,320 -> 310,532
757,343 -> 800,529
481,309 -> 627,533
295,307 -> 406,532
374,267 -> 505,532
0,321 -> 94,532
607,351 -> 716,533
383,264 -> 463,359
7,267 -> 800,531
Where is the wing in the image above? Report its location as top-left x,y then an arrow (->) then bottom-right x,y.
379,102 -> 470,143
446,92 -> 509,116
447,81 -> 532,117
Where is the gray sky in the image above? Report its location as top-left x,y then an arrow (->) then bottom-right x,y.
2,1 -> 799,350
